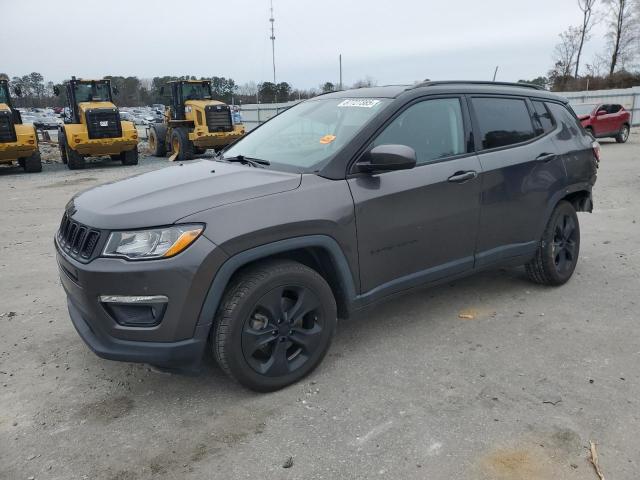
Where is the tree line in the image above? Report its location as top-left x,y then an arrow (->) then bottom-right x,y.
520,0 -> 640,91
0,72 -> 363,108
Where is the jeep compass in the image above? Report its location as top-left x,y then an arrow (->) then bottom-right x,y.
56,81 -> 598,391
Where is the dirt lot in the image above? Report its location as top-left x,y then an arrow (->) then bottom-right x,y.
1,132 -> 639,480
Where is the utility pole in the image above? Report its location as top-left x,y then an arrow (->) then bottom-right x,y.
492,66 -> 499,82
339,54 -> 343,90
269,0 -> 276,87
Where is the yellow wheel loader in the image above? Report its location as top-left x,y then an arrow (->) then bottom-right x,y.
0,79 -> 42,173
148,80 -> 245,161
54,77 -> 138,170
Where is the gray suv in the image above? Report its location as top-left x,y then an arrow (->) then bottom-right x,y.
56,81 -> 598,391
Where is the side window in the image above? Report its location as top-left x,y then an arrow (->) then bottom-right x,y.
472,97 -> 536,150
609,104 -> 622,114
532,100 -> 555,135
372,98 -> 465,165
546,102 -> 583,138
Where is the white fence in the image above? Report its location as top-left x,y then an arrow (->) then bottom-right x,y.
564,86 -> 640,126
239,101 -> 301,131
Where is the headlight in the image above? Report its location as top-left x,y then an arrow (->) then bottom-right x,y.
103,224 -> 203,260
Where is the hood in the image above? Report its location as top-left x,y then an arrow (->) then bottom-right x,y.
70,160 -> 302,230
78,101 -> 118,113
185,99 -> 225,109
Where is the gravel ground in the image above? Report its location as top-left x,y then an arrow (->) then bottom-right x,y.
1,131 -> 639,480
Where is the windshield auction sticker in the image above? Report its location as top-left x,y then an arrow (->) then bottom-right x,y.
319,134 -> 336,144
337,99 -> 381,108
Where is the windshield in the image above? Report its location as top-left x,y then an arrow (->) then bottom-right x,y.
572,104 -> 597,116
74,82 -> 111,103
181,83 -> 212,100
0,83 -> 8,104
224,97 -> 390,171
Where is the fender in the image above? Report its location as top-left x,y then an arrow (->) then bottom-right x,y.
195,235 -> 357,328
539,182 -> 593,237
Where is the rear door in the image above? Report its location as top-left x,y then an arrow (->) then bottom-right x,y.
348,96 -> 481,295
470,95 -> 566,267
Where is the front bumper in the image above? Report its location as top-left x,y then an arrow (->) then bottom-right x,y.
72,137 -> 138,156
0,124 -> 38,161
56,234 -> 227,368
190,125 -> 245,148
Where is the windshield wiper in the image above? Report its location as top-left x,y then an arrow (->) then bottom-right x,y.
219,154 -> 270,168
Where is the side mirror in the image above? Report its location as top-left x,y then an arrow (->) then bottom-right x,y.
355,144 -> 417,173
596,109 -> 607,116
13,86 -> 22,97
53,86 -> 60,96
112,85 -> 119,95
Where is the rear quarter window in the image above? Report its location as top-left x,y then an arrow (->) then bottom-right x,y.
472,97 -> 535,150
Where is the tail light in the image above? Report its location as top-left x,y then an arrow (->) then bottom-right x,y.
592,141 -> 601,163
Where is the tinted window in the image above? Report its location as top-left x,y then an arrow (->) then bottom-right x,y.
532,101 -> 555,134
472,97 -> 535,150
547,102 -> 583,138
373,98 -> 465,165
608,104 -> 622,114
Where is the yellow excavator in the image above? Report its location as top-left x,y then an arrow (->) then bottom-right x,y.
0,79 -> 41,173
54,77 -> 138,169
148,80 -> 244,161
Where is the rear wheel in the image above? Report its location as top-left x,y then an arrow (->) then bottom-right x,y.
66,144 -> 85,170
149,125 -> 167,156
615,124 -> 630,143
213,260 -> 337,391
170,128 -> 194,161
525,201 -> 580,286
121,148 -> 138,166
23,150 -> 42,173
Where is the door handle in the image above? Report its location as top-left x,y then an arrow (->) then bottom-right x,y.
447,171 -> 478,183
536,152 -> 556,162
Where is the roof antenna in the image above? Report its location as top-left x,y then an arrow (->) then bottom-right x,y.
492,66 -> 499,82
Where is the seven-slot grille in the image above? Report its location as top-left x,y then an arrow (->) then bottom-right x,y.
0,110 -> 17,143
57,213 -> 101,261
85,108 -> 122,139
204,105 -> 233,133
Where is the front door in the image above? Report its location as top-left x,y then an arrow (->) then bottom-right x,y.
348,97 -> 481,295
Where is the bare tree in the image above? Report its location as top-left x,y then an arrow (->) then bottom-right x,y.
575,0 -> 597,77
601,0 -> 640,75
553,26 -> 582,78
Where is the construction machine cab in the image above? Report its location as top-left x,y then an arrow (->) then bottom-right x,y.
166,80 -> 213,121
56,77 -> 117,124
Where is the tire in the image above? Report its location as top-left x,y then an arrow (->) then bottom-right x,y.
525,201 -> 580,286
121,148 -> 139,165
18,158 -> 25,168
58,128 -> 68,164
194,147 -> 207,155
23,150 -> 42,173
66,144 -> 85,170
170,127 -> 194,161
213,260 -> 337,392
149,125 -> 167,156
615,124 -> 630,143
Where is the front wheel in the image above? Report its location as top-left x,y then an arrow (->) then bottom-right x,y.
615,124 -> 630,143
213,260 -> 337,392
23,150 -> 42,173
121,148 -> 139,165
526,201 -> 580,286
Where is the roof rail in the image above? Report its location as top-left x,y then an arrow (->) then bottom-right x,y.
412,80 -> 544,91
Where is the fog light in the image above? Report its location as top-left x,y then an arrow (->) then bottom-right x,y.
100,295 -> 168,327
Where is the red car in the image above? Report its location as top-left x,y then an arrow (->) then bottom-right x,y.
573,103 -> 631,143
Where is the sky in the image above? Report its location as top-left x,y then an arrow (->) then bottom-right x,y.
3,0 -> 609,89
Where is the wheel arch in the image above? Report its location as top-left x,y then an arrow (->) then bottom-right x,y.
538,185 -> 592,241
196,236 -> 358,331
